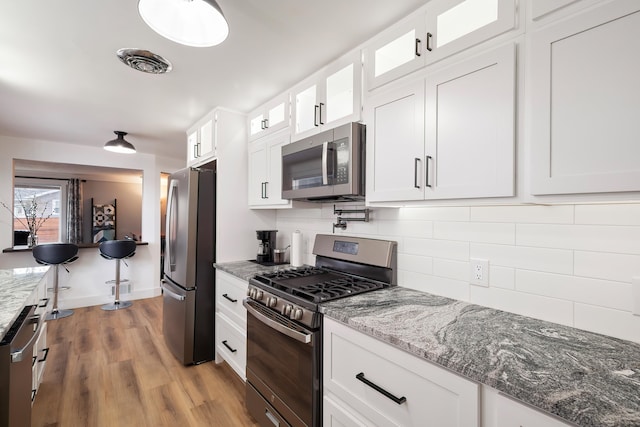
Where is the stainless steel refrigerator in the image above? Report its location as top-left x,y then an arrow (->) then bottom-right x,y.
162,165 -> 216,365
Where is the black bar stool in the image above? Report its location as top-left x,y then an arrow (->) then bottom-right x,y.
99,240 -> 136,311
32,243 -> 79,320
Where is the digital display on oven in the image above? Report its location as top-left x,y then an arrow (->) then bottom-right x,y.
333,240 -> 358,255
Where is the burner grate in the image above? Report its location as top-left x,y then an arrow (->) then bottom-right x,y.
292,276 -> 383,303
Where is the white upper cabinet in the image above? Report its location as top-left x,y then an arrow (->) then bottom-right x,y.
529,0 -> 640,195
187,110 -> 216,166
248,93 -> 290,141
367,43 -> 516,203
365,0 -> 516,91
365,14 -> 427,91
424,0 -> 516,65
292,50 -> 362,140
424,43 -> 515,199
366,79 -> 426,202
248,130 -> 292,208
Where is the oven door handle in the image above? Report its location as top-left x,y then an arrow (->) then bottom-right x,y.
243,299 -> 313,345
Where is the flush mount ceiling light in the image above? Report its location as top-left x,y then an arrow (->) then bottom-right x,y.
137,0 -> 229,48
104,131 -> 136,154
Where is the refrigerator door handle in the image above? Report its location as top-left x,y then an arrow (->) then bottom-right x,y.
166,178 -> 179,272
161,280 -> 186,301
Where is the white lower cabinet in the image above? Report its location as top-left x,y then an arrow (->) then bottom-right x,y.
323,318 -> 480,427
215,270 -> 248,380
30,269 -> 52,401
482,386 -> 572,427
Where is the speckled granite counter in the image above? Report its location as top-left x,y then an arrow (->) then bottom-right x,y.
321,287 -> 640,427
214,260 -> 291,281
0,266 -> 49,341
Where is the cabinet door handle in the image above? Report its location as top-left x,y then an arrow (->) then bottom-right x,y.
222,293 -> 237,303
264,118 -> 269,129
319,102 -> 325,125
426,32 -> 433,52
355,372 -> 407,405
314,104 -> 320,127
414,157 -> 421,189
425,155 -> 432,188
222,340 -> 237,353
193,144 -> 198,159
264,181 -> 269,199
415,38 -> 422,57
38,347 -> 49,363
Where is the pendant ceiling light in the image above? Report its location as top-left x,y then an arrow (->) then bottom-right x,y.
138,0 -> 229,48
104,131 -> 136,154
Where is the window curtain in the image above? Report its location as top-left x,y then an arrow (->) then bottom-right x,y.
67,179 -> 82,243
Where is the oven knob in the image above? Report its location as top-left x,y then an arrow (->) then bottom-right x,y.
266,296 -> 278,308
249,288 -> 256,299
291,308 -> 304,320
255,290 -> 264,300
282,304 -> 293,316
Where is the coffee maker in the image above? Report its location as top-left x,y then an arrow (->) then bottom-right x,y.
256,230 -> 277,264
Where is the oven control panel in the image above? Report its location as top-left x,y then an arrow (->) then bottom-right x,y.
247,285 -> 318,328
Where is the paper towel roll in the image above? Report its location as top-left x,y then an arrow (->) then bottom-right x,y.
291,230 -> 303,267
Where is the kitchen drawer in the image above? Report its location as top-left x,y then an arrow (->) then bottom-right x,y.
324,318 -> 479,427
324,393 -> 369,427
215,270 -> 248,328
215,313 -> 246,381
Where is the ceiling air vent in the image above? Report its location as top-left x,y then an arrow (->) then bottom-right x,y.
116,48 -> 172,74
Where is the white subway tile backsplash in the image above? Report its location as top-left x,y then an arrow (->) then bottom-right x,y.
378,219 -> 433,238
402,271 -> 470,302
434,222 -> 515,244
433,259 -> 468,282
405,238 -> 469,261
575,204 -> 640,226
574,303 -> 640,343
517,224 -> 640,255
276,202 -> 640,342
469,286 -> 574,327
574,251 -> 640,283
397,206 -> 470,222
398,254 -> 434,276
470,205 -> 574,224
516,270 -> 632,311
470,243 -> 573,274
489,266 -> 515,289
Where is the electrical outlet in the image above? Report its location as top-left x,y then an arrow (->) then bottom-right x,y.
470,258 -> 489,287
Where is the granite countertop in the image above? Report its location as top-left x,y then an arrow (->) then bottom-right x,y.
0,266 -> 49,341
214,260 -> 291,281
321,287 -> 640,427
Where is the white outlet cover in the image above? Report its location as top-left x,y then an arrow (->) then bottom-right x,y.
470,258 -> 489,287
633,277 -> 640,316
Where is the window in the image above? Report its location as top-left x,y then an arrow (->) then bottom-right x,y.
13,179 -> 67,244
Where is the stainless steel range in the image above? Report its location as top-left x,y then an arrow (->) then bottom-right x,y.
243,234 -> 397,427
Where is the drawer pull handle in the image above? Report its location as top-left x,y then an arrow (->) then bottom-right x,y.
356,372 -> 407,405
222,293 -> 237,303
222,340 -> 237,353
38,298 -> 50,308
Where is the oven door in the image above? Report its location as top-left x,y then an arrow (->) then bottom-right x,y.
244,299 -> 320,427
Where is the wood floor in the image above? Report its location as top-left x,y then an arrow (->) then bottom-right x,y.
31,296 -> 259,427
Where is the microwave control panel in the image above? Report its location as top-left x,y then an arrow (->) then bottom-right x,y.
335,138 -> 350,184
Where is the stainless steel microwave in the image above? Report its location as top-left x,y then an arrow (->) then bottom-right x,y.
282,122 -> 365,202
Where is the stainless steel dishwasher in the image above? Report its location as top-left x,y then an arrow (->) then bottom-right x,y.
0,304 -> 42,427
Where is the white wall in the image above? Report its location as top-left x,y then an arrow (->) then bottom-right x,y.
0,135 -> 184,308
276,202 -> 640,344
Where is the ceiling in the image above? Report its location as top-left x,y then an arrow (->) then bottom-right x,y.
0,0 -> 428,160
